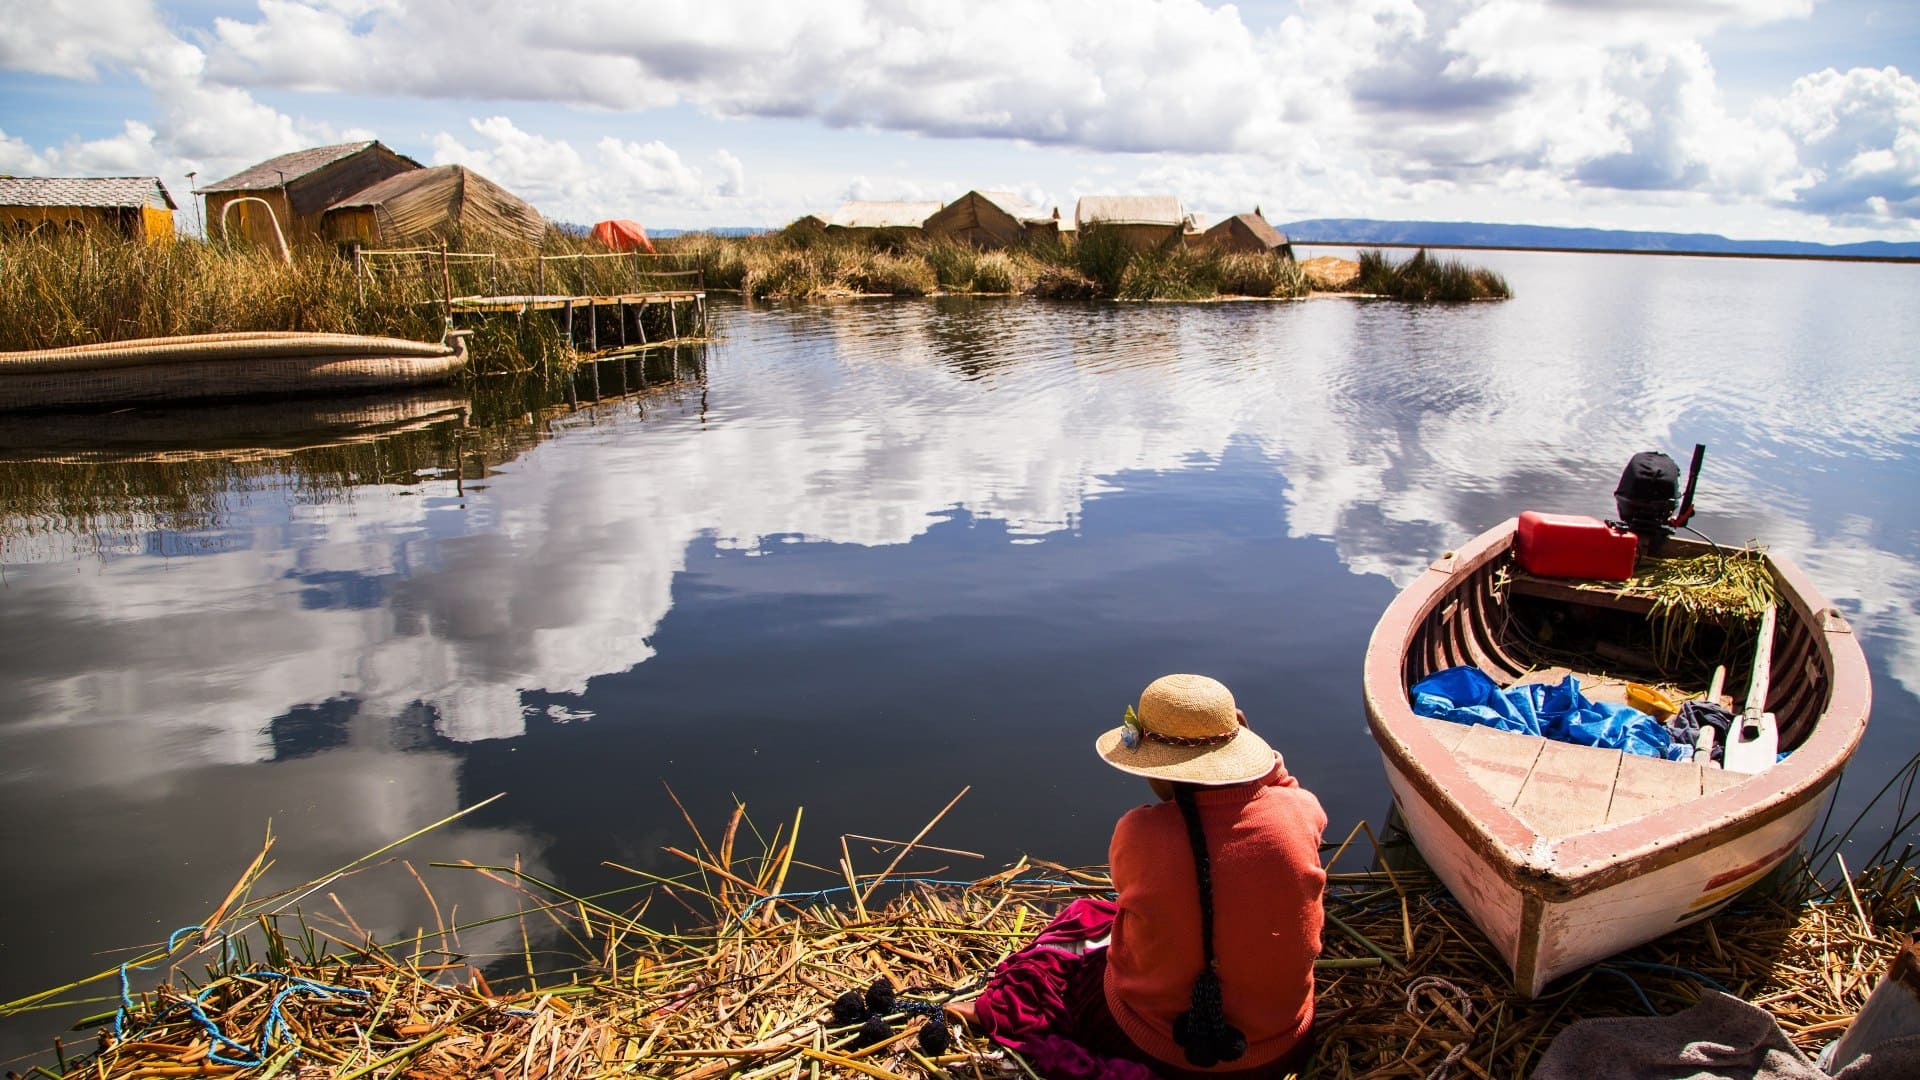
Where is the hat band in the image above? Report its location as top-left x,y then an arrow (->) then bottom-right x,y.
1143,728 -> 1237,748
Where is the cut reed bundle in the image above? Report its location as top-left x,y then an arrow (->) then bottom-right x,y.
13,792 -> 1908,1079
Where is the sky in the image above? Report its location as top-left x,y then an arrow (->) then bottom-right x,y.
0,0 -> 1916,242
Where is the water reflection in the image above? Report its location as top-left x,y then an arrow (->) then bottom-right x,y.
3,258 -> 1918,1065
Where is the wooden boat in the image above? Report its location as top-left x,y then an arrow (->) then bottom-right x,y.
1362,518 -> 1870,996
0,331 -> 468,411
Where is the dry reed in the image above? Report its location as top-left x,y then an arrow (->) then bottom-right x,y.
9,791 -> 1912,1080
0,231 -> 700,370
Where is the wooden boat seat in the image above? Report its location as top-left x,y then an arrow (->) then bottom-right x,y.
1507,569 -> 1658,614
1419,716 -> 1744,839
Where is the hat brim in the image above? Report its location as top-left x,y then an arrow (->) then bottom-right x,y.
1094,724 -> 1277,785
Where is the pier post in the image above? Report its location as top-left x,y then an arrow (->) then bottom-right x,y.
669,298 -> 679,342
564,299 -> 574,348
588,300 -> 597,354
617,301 -> 627,348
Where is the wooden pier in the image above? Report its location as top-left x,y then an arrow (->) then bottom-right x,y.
451,285 -> 708,359
353,244 -> 710,360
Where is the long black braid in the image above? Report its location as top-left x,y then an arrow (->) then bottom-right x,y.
1170,785 -> 1247,1068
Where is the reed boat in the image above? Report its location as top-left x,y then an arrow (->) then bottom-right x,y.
0,331 -> 468,411
1362,515 -> 1870,997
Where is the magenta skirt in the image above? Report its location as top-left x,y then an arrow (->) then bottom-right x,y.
968,898 -> 1311,1079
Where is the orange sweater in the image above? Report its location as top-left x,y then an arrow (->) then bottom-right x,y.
1103,760 -> 1327,1073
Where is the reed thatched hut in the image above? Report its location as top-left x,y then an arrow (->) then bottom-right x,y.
825,200 -> 941,240
1201,208 -> 1293,259
322,165 -> 544,249
0,177 -> 176,242
923,190 -> 1051,248
1073,195 -> 1193,251
199,141 -> 420,248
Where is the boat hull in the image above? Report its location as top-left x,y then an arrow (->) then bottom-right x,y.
1382,749 -> 1830,996
1363,518 -> 1869,996
0,332 -> 466,411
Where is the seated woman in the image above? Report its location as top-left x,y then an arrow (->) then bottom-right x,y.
954,673 -> 1327,1078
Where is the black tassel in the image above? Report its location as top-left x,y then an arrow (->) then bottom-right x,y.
1173,969 -> 1245,1067
865,977 -> 896,1015
852,1014 -> 893,1049
917,1017 -> 951,1055
830,989 -> 867,1025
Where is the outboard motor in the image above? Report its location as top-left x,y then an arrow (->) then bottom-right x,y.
1614,445 -> 1704,554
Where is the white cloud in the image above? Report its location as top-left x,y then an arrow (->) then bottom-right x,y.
1765,66 -> 1920,221
714,149 -> 745,197
0,0 -> 163,79
429,116 -> 757,224
0,0 -> 1915,236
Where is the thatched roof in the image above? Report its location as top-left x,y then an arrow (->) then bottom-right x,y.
0,176 -> 175,210
826,200 -> 941,229
1204,211 -> 1290,251
1074,195 -> 1186,228
200,141 -> 420,192
973,191 -> 1045,221
326,164 -> 543,246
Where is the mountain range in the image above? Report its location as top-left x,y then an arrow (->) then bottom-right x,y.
1275,218 -> 1920,260
645,220 -> 1917,259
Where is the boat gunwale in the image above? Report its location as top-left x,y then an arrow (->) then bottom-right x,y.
1362,517 -> 1871,902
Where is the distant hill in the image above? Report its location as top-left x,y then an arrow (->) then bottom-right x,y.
1278,218 -> 1920,260
650,226 -> 767,238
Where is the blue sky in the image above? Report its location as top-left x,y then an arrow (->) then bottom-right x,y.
1,0 -> 1916,241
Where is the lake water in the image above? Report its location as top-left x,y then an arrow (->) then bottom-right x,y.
2,248 -> 1917,1064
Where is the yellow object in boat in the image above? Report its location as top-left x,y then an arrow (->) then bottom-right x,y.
1626,683 -> 1678,719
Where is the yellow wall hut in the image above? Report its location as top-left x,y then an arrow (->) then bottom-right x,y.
0,176 -> 177,242
198,141 -> 419,248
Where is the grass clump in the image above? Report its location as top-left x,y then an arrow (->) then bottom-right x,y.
1070,226 -> 1137,297
1355,248 -> 1511,301
848,251 -> 937,296
1215,252 -> 1309,298
1116,245 -> 1217,300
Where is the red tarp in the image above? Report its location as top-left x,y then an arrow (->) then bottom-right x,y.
591,219 -> 655,253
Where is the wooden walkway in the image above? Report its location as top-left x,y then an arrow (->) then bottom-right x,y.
450,288 -> 708,358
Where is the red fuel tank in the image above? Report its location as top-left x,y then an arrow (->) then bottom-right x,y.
1514,511 -> 1639,581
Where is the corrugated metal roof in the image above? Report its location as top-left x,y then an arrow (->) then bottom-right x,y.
200,141 -> 415,192
0,176 -> 175,210
1075,195 -> 1185,228
826,200 -> 941,229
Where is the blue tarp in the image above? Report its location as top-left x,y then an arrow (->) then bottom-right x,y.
1409,666 -> 1690,761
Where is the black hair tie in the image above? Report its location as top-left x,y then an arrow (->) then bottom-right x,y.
1171,785 -> 1246,1068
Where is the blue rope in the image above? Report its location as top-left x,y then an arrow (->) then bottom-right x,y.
112,924 -> 369,1068
1601,959 -> 1732,995
116,926 -> 205,1038
1592,965 -> 1657,1015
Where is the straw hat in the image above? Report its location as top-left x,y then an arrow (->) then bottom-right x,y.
1094,674 -> 1277,785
